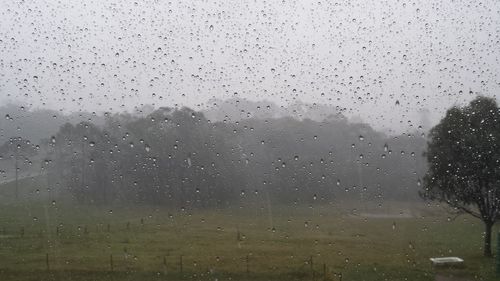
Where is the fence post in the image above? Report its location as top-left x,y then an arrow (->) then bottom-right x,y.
46,253 -> 50,271
246,254 -> 249,274
310,255 -> 314,281
496,231 -> 500,275
323,263 -> 326,281
163,255 -> 167,274
179,255 -> 183,277
110,254 -> 114,272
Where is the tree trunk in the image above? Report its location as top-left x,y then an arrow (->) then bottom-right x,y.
484,221 -> 493,257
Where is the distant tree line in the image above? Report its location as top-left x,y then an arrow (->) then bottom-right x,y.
31,106 -> 427,208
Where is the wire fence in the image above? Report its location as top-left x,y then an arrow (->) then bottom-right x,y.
35,253 -> 343,281
1,224 -> 346,281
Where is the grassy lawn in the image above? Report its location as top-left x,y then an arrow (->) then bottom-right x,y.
0,179 -> 499,280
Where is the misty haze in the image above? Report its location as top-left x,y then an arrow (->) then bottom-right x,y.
1,0 -> 500,281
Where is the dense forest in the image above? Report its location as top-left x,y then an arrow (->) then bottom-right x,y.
0,101 -> 427,208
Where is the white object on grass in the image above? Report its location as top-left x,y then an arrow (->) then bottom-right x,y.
430,257 -> 464,266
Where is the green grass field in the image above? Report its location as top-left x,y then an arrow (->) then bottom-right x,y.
0,178 -> 499,280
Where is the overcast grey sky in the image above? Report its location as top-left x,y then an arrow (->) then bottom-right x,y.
1,0 -> 499,133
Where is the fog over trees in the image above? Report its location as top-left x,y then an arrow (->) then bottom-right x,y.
0,101 -> 427,207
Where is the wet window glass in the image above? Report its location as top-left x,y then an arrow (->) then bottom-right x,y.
1,1 -> 499,280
